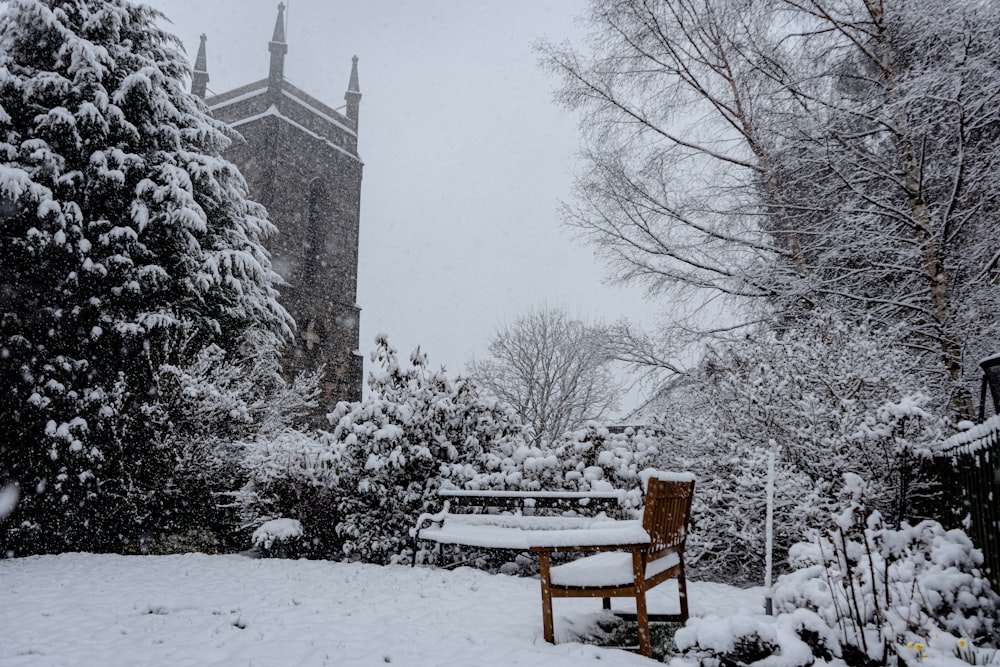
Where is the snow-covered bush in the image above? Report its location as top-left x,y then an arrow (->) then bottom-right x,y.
252,518 -> 304,559
154,335 -> 321,446
673,609 -> 821,667
683,438 -> 830,585
543,425 -> 662,498
654,312 -> 949,584
772,474 -> 1000,665
227,427 -> 337,554
325,335 -> 527,564
139,338 -> 322,551
671,475 -> 999,667
471,423 -> 660,509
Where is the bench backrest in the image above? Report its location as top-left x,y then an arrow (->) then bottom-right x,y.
437,489 -> 627,516
641,476 -> 695,559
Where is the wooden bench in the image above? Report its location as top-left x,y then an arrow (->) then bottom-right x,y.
411,488 -> 637,560
531,472 -> 695,657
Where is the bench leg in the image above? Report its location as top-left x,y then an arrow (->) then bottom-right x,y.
538,550 -> 555,644
678,556 -> 689,622
602,597 -> 611,610
632,549 -> 651,658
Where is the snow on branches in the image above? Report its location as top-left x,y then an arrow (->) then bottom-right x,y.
655,313 -> 950,584
0,0 -> 291,553
324,335 -> 527,563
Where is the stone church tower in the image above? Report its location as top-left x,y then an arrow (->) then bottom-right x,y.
192,3 -> 364,405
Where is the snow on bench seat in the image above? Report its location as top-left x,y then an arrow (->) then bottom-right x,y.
413,487 -> 638,554
417,514 -> 647,550
548,551 -> 680,588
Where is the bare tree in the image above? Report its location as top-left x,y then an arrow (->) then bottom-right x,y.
537,0 -> 820,397
468,308 -> 623,446
539,0 -> 1000,415
767,0 -> 1000,413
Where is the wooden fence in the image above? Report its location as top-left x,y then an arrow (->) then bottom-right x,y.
937,415 -> 1000,592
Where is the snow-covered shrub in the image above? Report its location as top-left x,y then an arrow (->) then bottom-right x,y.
252,518 -> 304,559
470,423 -> 659,508
771,474 -> 1000,665
681,438 -> 830,585
673,609 -> 821,667
154,335 -> 321,446
325,335 -> 528,564
155,340 -> 332,556
548,425 -> 662,497
653,312 -> 949,584
140,338 -> 323,551
671,476 -> 999,667
228,428 -> 337,555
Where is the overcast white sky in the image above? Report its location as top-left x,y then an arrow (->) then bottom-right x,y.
148,0 -> 658,413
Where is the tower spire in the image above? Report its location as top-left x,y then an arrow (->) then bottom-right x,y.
271,1 -> 286,43
191,33 -> 209,99
344,55 -> 362,129
268,2 -> 287,104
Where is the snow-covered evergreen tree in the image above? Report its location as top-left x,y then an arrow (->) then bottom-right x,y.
0,0 -> 291,554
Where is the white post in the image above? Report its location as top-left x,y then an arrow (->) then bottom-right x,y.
765,439 -> 776,615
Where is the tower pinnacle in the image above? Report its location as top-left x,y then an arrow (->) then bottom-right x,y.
191,33 -> 209,99
345,55 -> 362,128
268,3 -> 287,104
271,1 -> 286,43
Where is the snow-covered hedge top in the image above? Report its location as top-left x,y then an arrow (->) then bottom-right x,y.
939,414 -> 1000,456
639,469 -> 696,490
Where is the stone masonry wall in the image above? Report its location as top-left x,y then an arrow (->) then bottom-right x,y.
212,95 -> 364,406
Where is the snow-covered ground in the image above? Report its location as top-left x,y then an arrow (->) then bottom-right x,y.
0,553 -> 763,666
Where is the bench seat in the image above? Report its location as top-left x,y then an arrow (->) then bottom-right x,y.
412,489 -> 635,557
418,515 -> 647,550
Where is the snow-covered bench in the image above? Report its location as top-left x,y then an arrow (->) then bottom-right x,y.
412,473 -> 695,658
412,488 -> 636,558
532,471 -> 695,657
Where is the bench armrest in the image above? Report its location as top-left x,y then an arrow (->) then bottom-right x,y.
409,500 -> 451,538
